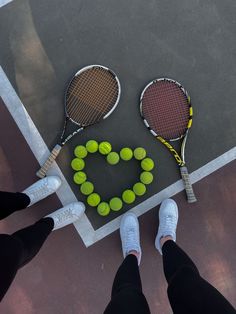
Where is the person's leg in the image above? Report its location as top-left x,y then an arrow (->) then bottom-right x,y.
155,199 -> 236,314
0,176 -> 61,220
155,199 -> 199,282
162,239 -> 199,283
0,218 -> 53,301
162,240 -> 236,314
0,192 -> 30,219
111,254 -> 142,297
104,213 -> 150,314
12,217 -> 54,267
12,201 -> 85,266
0,202 -> 85,301
0,234 -> 27,301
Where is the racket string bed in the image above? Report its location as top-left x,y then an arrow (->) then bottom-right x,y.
66,68 -> 119,125
142,107 -> 188,139
77,78 -> 118,123
67,87 -> 118,124
143,103 -> 188,133
66,71 -> 119,126
68,94 -> 100,125
142,82 -> 189,139
67,78 -> 102,123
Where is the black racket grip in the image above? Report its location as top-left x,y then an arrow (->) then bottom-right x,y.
36,144 -> 62,178
180,166 -> 197,203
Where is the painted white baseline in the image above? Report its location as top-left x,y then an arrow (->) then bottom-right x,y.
0,66 -> 235,247
0,0 -> 13,8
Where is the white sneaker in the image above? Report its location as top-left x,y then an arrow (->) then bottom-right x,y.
120,212 -> 142,265
23,176 -> 61,206
45,202 -> 85,230
155,199 -> 178,255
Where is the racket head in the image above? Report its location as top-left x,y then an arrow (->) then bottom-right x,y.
65,65 -> 121,127
140,78 -> 193,141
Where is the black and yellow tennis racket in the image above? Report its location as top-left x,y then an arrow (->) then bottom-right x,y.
36,65 -> 121,178
140,78 -> 197,203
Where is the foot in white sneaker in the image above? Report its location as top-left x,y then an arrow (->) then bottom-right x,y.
120,212 -> 142,265
23,176 -> 61,207
155,199 -> 178,255
45,202 -> 85,230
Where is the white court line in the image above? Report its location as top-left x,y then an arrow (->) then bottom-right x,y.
0,0 -> 13,8
0,66 -> 95,247
0,66 -> 236,247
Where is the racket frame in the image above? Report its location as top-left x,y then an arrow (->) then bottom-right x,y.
140,78 -> 196,203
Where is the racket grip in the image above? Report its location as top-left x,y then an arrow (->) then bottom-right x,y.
180,166 -> 197,203
36,144 -> 62,178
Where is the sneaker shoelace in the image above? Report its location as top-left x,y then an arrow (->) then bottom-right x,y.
55,209 -> 74,224
125,227 -> 138,252
162,214 -> 176,232
29,181 -> 50,199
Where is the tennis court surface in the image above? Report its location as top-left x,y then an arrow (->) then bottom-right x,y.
0,0 -> 236,313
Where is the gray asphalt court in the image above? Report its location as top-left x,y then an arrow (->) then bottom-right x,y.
1,0 -> 236,229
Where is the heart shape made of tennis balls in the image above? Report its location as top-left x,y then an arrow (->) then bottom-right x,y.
71,140 -> 155,216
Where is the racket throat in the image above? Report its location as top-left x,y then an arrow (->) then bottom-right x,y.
60,118 -> 84,146
61,127 -> 84,145
157,136 -> 184,166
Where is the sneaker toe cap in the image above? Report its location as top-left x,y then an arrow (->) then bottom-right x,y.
47,176 -> 62,190
121,213 -> 138,228
160,199 -> 178,215
72,202 -> 85,216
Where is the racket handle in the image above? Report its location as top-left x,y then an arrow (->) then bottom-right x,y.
36,144 -> 62,178
180,166 -> 197,203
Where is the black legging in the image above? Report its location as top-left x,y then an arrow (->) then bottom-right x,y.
0,191 -> 54,301
104,254 -> 150,314
0,191 -> 31,219
104,241 -> 236,314
163,241 -> 236,314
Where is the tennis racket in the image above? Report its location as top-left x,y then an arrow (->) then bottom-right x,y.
140,78 -> 197,203
36,65 -> 121,178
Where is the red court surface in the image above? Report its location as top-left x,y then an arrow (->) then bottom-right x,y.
0,97 -> 236,313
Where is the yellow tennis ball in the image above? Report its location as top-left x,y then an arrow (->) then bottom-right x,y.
134,147 -> 146,160
74,145 -> 88,158
73,171 -> 87,185
120,148 -> 133,161
97,202 -> 110,216
141,158 -> 154,171
140,171 -> 154,185
133,182 -> 146,196
71,158 -> 85,171
107,152 -> 120,165
109,197 -> 123,211
86,140 -> 98,153
99,141 -> 112,155
80,181 -> 94,195
87,193 -> 101,207
122,190 -> 136,204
